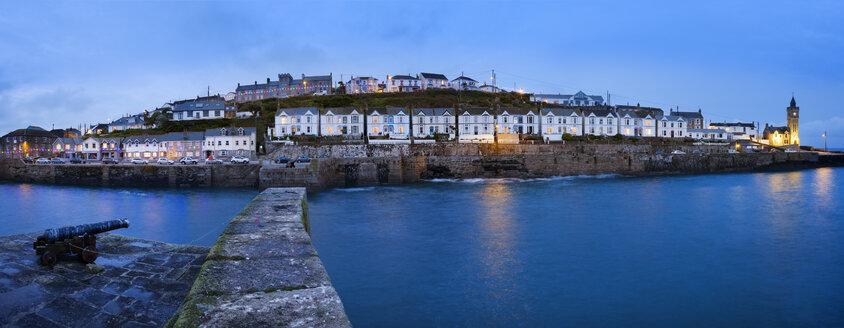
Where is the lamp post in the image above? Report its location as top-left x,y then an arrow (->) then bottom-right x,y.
823,131 -> 827,152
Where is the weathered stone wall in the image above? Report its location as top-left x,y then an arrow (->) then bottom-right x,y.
0,160 -> 259,188
168,188 -> 351,328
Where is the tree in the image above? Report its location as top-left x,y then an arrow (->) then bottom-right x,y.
241,103 -> 262,118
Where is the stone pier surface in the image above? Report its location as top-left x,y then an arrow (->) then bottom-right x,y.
0,232 -> 208,327
168,188 -> 351,328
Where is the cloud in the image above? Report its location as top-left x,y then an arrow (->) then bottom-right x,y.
800,117 -> 844,148
0,86 -> 95,134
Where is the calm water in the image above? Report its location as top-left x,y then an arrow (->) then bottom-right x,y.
309,168 -> 844,327
0,183 -> 258,246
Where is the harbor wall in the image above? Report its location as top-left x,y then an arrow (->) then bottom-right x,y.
167,188 -> 351,327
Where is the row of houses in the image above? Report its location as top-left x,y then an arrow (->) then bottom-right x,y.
271,106 -> 734,142
20,127 -> 256,160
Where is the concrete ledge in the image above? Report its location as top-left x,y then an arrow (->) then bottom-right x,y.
168,188 -> 350,328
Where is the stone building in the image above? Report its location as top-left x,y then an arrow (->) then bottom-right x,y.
235,73 -> 333,102
1,126 -> 58,158
762,97 -> 801,148
670,108 -> 705,129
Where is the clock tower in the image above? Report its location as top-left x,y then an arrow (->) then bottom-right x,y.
787,96 -> 799,145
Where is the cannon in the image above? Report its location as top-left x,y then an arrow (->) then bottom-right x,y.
33,219 -> 130,266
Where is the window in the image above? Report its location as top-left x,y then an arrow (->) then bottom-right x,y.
235,141 -> 239,146
225,141 -> 229,145
204,111 -> 209,117
215,110 -> 221,117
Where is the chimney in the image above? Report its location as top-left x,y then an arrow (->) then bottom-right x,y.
237,83 -> 240,87
267,77 -> 271,84
254,81 -> 257,85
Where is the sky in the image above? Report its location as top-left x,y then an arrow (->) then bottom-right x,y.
0,0 -> 842,147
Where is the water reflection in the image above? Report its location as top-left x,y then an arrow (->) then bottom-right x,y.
813,168 -> 835,209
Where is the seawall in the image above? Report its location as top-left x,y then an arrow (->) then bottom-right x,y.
168,188 -> 351,327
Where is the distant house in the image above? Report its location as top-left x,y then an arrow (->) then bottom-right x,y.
274,107 -> 319,137
235,73 -> 333,102
582,108 -> 619,136
367,107 -> 409,138
419,73 -> 450,90
203,127 -> 256,159
80,137 -> 123,160
658,116 -> 687,138
762,125 -> 792,147
386,75 -> 421,92
86,123 -> 110,136
413,108 -> 455,138
670,108 -> 705,130
108,114 -> 148,132
346,76 -> 380,94
321,107 -> 363,136
52,138 -> 84,159
498,108 -> 538,135
172,96 -> 235,121
478,84 -> 505,93
532,91 -> 605,106
708,122 -> 758,141
0,126 -> 58,159
451,76 -> 479,91
540,108 -> 583,140
688,128 -> 730,141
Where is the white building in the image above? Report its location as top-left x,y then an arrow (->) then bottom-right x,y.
123,135 -> 167,159
658,116 -> 687,138
458,108 -> 495,137
687,128 -> 730,141
531,91 -> 605,106
107,114 -> 147,132
582,109 -> 619,136
413,108 -> 455,138
386,75 -> 421,92
708,122 -> 758,141
171,96 -> 235,121
274,107 -> 319,137
479,84 -> 505,93
451,76 -> 480,91
419,73 -> 450,90
52,138 -> 84,159
203,127 -> 257,159
541,108 -> 582,141
498,108 -> 538,135
367,107 -> 409,138
617,111 -> 657,137
321,107 -> 363,136
346,76 -> 380,94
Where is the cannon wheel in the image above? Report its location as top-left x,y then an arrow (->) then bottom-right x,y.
41,250 -> 57,266
80,246 -> 98,264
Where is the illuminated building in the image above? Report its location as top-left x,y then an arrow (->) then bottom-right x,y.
762,97 -> 800,147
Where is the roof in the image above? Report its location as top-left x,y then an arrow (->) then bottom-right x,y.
390,75 -> 417,80
764,126 -> 790,134
2,127 -> 57,138
110,115 -> 145,126
582,109 -> 617,117
204,127 -> 257,137
173,95 -> 225,105
673,111 -> 703,119
367,107 -> 406,116
499,108 -> 537,116
460,108 -> 492,116
710,122 -> 754,128
451,76 -> 477,82
54,137 -> 84,145
277,107 -> 318,116
414,108 -> 454,116
419,72 -> 448,80
302,75 -> 332,81
173,99 -> 228,112
236,81 -> 279,91
534,91 -> 605,103
688,129 -> 727,134
322,107 -> 360,115
660,115 -> 686,122
541,108 -> 580,116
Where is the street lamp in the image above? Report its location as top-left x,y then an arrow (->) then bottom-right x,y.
823,131 -> 827,152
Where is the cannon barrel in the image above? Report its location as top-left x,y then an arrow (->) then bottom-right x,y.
38,219 -> 130,243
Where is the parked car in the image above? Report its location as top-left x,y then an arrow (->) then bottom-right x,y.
102,157 -> 119,164
205,158 -> 223,165
69,157 -> 86,164
50,158 -> 65,164
785,149 -> 797,153
655,151 -> 665,155
157,158 -> 175,165
316,155 -> 328,159
131,158 -> 149,165
296,156 -> 311,163
179,157 -> 198,165
343,153 -> 357,158
22,157 -> 34,163
36,158 -> 50,164
671,150 -> 686,154
728,149 -> 739,154
231,156 -> 250,164
274,156 -> 291,164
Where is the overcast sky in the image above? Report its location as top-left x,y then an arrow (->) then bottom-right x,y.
1,1 -> 841,147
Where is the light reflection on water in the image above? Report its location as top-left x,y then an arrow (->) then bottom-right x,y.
310,168 -> 844,327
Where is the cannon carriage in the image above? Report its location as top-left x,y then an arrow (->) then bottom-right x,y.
33,219 -> 130,266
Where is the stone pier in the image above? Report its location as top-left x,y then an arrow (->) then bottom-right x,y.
167,188 -> 351,327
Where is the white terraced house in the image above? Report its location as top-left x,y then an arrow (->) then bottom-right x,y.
458,108 -> 495,138
419,73 -> 450,90
274,107 -> 319,137
367,107 -> 409,138
658,116 -> 687,138
203,127 -> 257,159
616,111 -> 657,137
540,108 -> 582,140
386,75 -> 421,92
413,108 -> 455,138
687,128 -> 730,141
708,122 -> 758,141
123,135 -> 167,159
498,108 -> 538,135
321,107 -> 364,136
582,109 -> 619,136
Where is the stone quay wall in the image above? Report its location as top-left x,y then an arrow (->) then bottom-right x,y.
168,188 -> 351,328
0,160 -> 260,188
